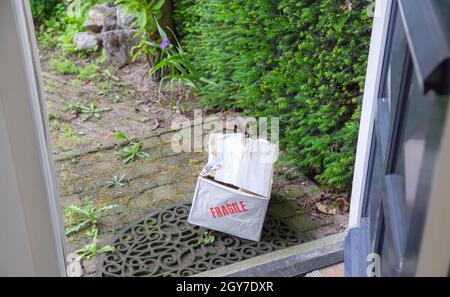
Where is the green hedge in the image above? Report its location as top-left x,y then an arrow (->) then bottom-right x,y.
174,0 -> 372,190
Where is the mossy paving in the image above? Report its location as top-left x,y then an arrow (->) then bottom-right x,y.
40,51 -> 347,276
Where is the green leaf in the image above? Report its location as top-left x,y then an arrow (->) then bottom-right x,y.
155,18 -> 168,41
115,130 -> 128,141
137,8 -> 147,30
151,0 -> 165,12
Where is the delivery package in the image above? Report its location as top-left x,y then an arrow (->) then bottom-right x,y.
188,133 -> 279,241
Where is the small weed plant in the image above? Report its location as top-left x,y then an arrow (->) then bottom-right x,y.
197,231 -> 215,246
51,56 -> 78,75
117,141 -> 150,164
74,228 -> 116,260
64,198 -> 117,236
106,175 -> 127,188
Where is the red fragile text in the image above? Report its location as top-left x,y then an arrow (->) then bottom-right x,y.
210,201 -> 248,218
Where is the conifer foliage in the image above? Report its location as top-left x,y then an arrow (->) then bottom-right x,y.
174,0 -> 372,189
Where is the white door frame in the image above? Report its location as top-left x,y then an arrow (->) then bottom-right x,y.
0,0 -> 66,276
348,0 -> 392,229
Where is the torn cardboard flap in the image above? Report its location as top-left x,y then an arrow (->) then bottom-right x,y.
235,138 -> 279,197
202,133 -> 278,197
213,133 -> 245,187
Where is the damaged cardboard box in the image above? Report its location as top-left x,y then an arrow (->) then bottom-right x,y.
188,133 -> 279,241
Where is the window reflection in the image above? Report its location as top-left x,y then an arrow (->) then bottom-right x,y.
395,72 -> 430,225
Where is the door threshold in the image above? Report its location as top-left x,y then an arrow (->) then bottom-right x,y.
192,232 -> 345,277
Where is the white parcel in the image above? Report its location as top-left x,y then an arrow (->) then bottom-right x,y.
188,133 -> 278,241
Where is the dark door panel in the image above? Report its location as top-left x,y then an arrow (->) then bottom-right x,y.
345,0 -> 450,276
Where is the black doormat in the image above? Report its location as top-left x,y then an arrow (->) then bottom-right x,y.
97,203 -> 305,277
